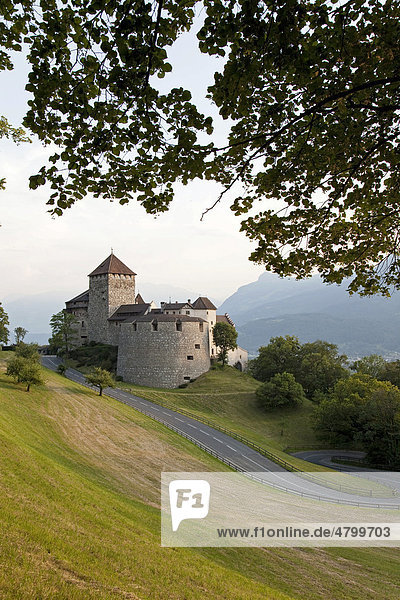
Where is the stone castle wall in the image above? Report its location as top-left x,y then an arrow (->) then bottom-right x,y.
71,307 -> 88,346
117,319 -> 210,388
108,273 -> 135,316
88,273 -> 135,343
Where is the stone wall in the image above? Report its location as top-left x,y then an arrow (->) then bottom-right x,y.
71,307 -> 89,346
117,318 -> 211,388
227,346 -> 249,371
88,273 -> 135,343
108,273 -> 136,316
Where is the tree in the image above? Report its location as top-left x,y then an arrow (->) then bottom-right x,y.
6,348 -> 44,391
256,372 -> 305,411
57,363 -> 67,376
314,374 -> 400,467
212,322 -> 238,367
49,310 -> 78,357
379,360 -> 400,389
0,116 -> 30,191
18,361 -> 44,392
1,1 -> 399,295
361,385 -> 400,468
250,337 -> 347,400
6,355 -> 27,383
351,354 -> 387,379
249,336 -> 301,383
296,341 -> 348,399
14,327 -> 28,344
0,302 -> 9,345
86,367 -> 115,397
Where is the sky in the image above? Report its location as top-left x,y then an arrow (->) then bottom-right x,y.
0,12 -> 265,335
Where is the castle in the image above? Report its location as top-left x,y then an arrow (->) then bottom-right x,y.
65,253 -> 248,388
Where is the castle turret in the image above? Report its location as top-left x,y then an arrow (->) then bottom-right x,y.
87,253 -> 136,343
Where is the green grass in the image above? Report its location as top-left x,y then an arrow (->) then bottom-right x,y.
1,351 -> 400,599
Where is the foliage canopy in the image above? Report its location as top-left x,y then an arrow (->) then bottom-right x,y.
1,1 -> 400,294
212,322 -> 238,366
86,366 -> 115,396
49,310 -> 78,356
14,326 -> 28,345
0,302 -> 9,344
256,371 -> 305,411
250,335 -> 348,399
314,374 -> 400,467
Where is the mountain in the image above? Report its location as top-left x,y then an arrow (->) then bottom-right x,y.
219,273 -> 400,359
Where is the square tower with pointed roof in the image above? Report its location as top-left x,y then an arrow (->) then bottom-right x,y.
87,253 -> 136,343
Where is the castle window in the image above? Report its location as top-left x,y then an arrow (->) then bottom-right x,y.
195,344 -> 200,349
199,322 -> 203,332
176,321 -> 182,332
132,322 -> 137,331
211,348 -> 214,355
184,377 -> 190,381
152,320 -> 158,331
187,355 -> 194,360
82,321 -> 84,327
186,311 -> 190,315
211,321 -> 213,325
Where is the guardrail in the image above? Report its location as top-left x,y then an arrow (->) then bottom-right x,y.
109,390 -> 400,510
121,387 -> 398,498
42,361 -> 399,500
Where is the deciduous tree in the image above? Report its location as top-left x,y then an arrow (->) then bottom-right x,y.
351,354 -> 387,379
256,372 -> 305,411
0,302 -> 9,345
249,335 -> 301,383
86,367 -> 115,397
212,322 -> 238,367
49,310 -> 78,357
314,374 -> 400,467
1,1 -> 399,294
14,327 -> 28,345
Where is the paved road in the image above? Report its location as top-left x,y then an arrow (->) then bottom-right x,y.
42,356 -> 400,508
293,450 -> 367,472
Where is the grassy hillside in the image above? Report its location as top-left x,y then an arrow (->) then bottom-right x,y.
1,352 -> 400,599
119,366 -> 324,470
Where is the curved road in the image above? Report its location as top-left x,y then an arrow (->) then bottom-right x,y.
42,356 -> 400,508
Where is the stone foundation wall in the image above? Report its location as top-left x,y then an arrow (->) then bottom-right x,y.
117,320 -> 210,388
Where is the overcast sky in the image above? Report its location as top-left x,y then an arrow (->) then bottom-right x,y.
0,15 -> 264,317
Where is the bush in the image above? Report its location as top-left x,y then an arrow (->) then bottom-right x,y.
256,372 -> 305,410
69,343 -> 118,372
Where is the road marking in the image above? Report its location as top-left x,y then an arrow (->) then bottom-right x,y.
226,445 -> 237,452
152,407 -> 160,412
175,418 -> 184,422
200,430 -> 210,436
187,424 -> 197,429
212,437 -> 224,443
246,457 -> 267,469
